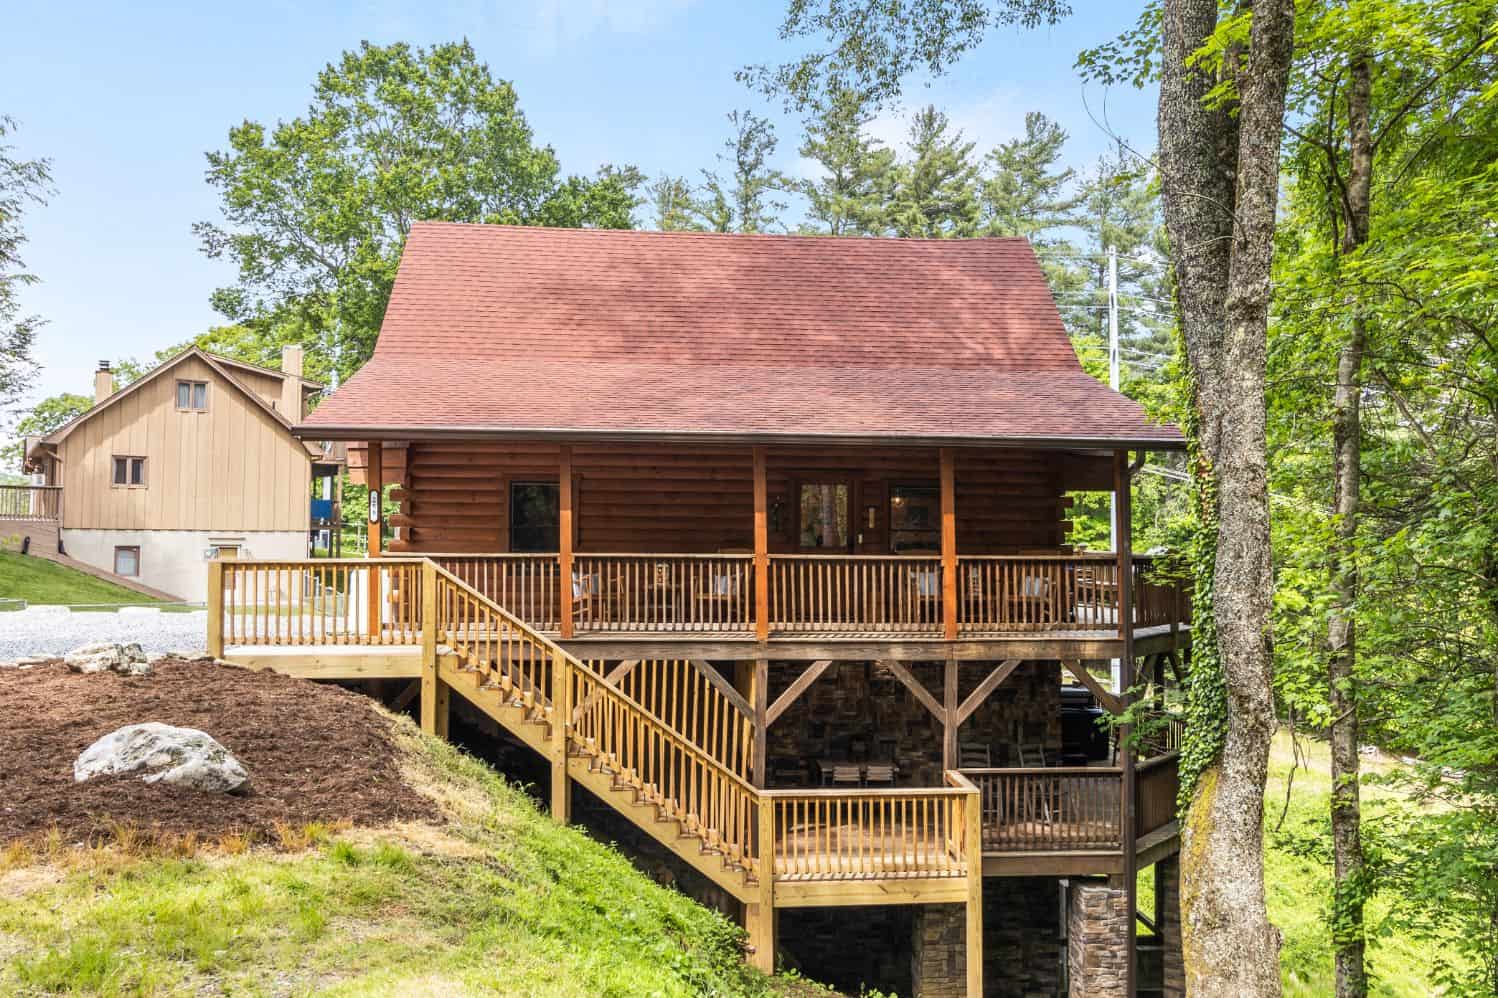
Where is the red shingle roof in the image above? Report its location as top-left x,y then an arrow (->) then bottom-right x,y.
301,223 -> 1182,448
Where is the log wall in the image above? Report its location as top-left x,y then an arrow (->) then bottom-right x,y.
389,440 -> 1068,554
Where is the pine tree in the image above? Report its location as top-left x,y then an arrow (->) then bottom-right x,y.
981,112 -> 1079,240
699,111 -> 785,234
888,106 -> 980,238
792,87 -> 896,235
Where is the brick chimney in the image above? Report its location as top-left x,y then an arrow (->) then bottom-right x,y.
280,345 -> 305,419
94,361 -> 113,404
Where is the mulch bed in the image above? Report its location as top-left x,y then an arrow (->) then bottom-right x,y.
0,659 -> 437,844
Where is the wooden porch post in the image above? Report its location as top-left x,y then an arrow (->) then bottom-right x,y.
747,798 -> 777,972
559,445 -> 574,640
939,447 -> 958,640
752,657 -> 768,787
753,445 -> 769,641
420,559 -> 442,736
550,650 -> 572,823
1114,448 -> 1138,998
366,441 -> 383,639
206,560 -> 224,659
942,654 -> 958,770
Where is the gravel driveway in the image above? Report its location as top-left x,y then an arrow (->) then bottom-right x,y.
0,607 -> 208,660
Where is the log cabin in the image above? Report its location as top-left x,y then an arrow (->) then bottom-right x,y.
210,223 -> 1191,997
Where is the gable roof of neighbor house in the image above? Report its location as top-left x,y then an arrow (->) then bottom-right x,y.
32,347 -> 321,459
299,223 -> 1184,450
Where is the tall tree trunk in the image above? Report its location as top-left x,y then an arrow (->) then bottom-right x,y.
1328,51 -> 1372,998
1159,1 -> 1294,994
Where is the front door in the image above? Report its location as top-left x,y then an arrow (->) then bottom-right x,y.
509,481 -> 560,552
797,480 -> 852,552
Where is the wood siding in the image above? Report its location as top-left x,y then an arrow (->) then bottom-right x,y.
390,441 -> 1067,554
59,355 -> 311,532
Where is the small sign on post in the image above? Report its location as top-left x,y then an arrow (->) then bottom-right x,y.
368,490 -> 380,524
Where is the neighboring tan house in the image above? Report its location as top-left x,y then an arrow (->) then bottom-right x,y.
23,346 -> 335,601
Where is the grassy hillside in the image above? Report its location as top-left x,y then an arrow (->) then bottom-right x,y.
0,716 -> 826,997
0,551 -> 163,607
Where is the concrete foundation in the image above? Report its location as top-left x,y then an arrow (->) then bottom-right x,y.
61,528 -> 306,602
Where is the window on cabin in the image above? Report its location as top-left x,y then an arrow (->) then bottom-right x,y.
114,546 -> 140,577
111,456 -> 146,487
176,380 -> 208,411
509,482 -> 560,552
889,485 -> 941,553
799,483 -> 849,549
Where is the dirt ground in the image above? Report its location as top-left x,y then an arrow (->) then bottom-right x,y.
0,659 -> 436,843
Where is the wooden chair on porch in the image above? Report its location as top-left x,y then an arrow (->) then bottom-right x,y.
904,550 -> 942,628
695,548 -> 750,628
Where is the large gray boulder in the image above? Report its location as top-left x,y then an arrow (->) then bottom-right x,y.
65,642 -> 151,676
74,722 -> 250,794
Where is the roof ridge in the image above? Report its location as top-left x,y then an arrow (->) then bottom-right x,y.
408,220 -> 1034,246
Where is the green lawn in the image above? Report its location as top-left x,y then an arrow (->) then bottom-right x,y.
0,551 -> 167,608
0,715 -> 829,997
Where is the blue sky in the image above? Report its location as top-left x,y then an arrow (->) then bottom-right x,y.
4,0 -> 1157,413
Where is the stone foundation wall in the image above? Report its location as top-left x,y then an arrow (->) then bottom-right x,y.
767,660 -> 1063,786
1067,880 -> 1130,998
911,903 -> 968,997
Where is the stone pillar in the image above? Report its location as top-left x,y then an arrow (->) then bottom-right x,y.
911,903 -> 967,997
1157,856 -> 1185,997
1067,880 -> 1129,998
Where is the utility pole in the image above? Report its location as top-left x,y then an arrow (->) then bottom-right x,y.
1107,245 -> 1123,695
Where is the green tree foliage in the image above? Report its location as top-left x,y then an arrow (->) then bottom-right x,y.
980,111 -> 1078,239
647,175 -> 707,232
791,87 -> 897,235
196,40 -> 642,382
0,117 -> 52,423
698,111 -> 787,234
0,392 -> 87,469
888,105 -> 980,237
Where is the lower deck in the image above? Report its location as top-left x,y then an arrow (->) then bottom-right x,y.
226,642 -> 1182,890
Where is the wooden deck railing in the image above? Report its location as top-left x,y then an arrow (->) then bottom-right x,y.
598,658 -> 753,782
432,564 -> 556,705
573,554 -> 754,633
963,767 -> 1124,852
768,554 -> 944,634
0,484 -> 61,521
213,552 -> 1189,645
429,554 -> 561,632
766,779 -> 974,880
217,559 -> 424,646
1135,753 -> 1181,838
569,661 -> 761,875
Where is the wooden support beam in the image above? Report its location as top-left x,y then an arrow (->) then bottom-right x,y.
753,445 -> 769,641
390,679 -> 421,712
939,447 -> 958,640
765,660 -> 833,727
366,440 -> 383,640
550,651 -> 572,824
746,795 -> 776,970
955,659 -> 1024,727
1063,660 -> 1125,716
964,778 -> 984,998
689,659 -> 753,718
943,656 -> 958,769
1115,448 -> 1138,998
604,660 -> 639,684
559,444 -> 575,639
883,659 -> 947,724
419,560 -> 439,736
752,658 -> 768,786
206,560 -> 224,658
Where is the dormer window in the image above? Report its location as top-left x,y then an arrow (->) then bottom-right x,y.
176,380 -> 208,411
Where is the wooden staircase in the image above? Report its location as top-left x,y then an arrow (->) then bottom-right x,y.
427,562 -> 761,904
